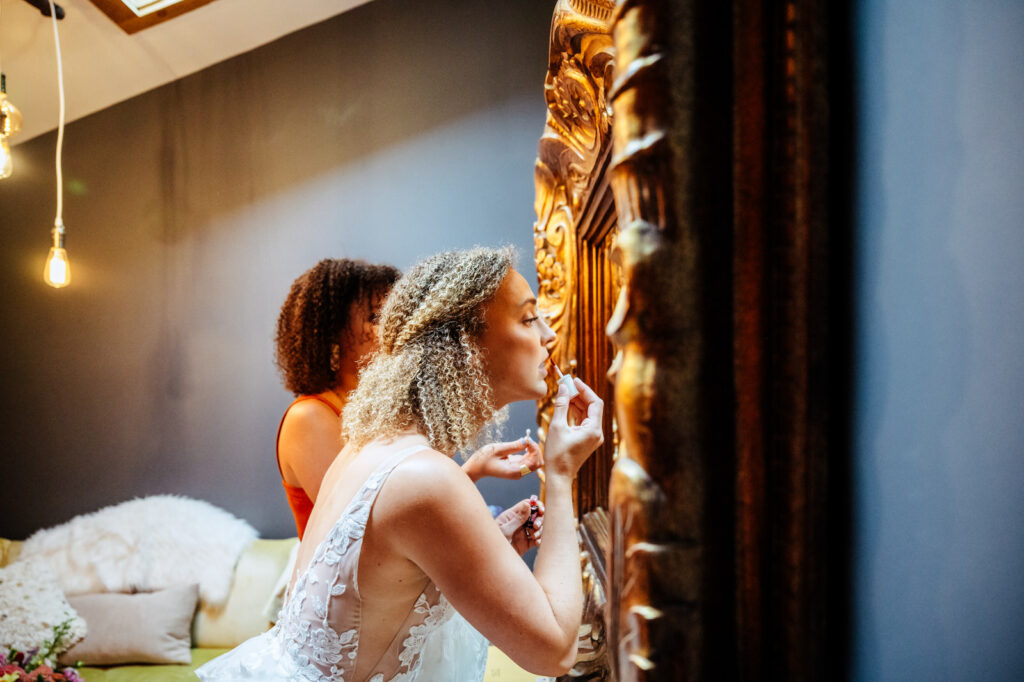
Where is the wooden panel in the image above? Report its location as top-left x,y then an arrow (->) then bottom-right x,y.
574,147 -> 618,515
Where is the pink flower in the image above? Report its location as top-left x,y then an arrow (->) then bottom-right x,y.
26,664 -> 57,681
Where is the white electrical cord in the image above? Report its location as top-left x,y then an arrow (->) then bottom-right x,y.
49,0 -> 65,224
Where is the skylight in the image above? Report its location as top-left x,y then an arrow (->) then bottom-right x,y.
120,0 -> 186,18
89,0 -> 217,34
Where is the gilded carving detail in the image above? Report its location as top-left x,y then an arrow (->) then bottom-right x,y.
564,508 -> 612,681
533,3 -> 618,681
606,0 -> 698,679
534,0 -> 616,438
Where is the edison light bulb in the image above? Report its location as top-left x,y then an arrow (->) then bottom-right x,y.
44,221 -> 71,288
45,247 -> 70,287
0,77 -> 22,180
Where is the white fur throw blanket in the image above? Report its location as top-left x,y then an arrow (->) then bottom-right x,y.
19,495 -> 257,608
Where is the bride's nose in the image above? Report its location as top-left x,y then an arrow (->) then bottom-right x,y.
538,316 -> 556,346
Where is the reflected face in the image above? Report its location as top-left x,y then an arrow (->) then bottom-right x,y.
346,292 -> 388,365
478,269 -> 556,407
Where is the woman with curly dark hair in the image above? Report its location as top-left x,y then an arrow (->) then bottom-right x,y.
274,259 -> 402,539
274,258 -> 545,540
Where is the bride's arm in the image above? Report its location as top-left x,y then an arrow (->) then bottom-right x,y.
379,379 -> 603,676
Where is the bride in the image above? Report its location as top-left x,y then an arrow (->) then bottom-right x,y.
196,246 -> 604,680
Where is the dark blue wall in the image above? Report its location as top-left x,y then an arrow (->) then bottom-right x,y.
853,1 -> 1024,678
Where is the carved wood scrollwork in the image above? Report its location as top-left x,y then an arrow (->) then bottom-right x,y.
533,5 -> 618,678
534,0 -> 619,516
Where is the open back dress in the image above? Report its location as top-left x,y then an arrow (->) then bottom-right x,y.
196,443 -> 488,681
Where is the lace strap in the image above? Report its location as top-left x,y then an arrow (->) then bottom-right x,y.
288,443 -> 433,598
358,442 -> 433,496
315,443 -> 429,546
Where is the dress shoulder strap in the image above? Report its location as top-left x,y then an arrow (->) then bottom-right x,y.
356,442 -> 434,500
291,442 -> 433,596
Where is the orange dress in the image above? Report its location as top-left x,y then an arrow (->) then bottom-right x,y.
275,394 -> 343,539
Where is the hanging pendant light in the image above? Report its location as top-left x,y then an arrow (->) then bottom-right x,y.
43,0 -> 70,288
44,219 -> 70,287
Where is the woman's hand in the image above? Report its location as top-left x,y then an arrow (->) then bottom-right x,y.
495,496 -> 545,555
462,435 -> 544,482
542,377 -> 604,479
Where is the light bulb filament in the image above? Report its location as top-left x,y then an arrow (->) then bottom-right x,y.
0,135 -> 12,179
44,221 -> 71,288
0,77 -> 23,180
44,247 -> 71,288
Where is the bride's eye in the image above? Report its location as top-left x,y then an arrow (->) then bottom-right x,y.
522,316 -> 539,326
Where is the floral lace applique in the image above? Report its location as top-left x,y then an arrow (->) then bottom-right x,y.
195,444 -> 479,682
397,590 -> 452,671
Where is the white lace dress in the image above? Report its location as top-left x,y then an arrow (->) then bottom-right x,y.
195,445 -> 489,682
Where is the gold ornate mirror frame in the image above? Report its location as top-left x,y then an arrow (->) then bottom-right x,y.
533,0 -> 618,517
533,1 -> 849,680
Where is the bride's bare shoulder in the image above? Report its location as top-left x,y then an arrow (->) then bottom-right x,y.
392,448 -> 465,482
380,448 -> 476,510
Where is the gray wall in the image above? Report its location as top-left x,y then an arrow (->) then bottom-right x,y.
853,0 -> 1024,679
0,0 -> 554,540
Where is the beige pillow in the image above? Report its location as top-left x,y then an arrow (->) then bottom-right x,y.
58,584 -> 198,666
0,539 -> 23,567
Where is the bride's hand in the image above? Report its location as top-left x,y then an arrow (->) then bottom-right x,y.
461,436 -> 543,482
543,377 -> 604,478
495,496 -> 545,555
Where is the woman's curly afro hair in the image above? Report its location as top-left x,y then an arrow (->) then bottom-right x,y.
342,246 -> 515,455
274,259 -> 400,396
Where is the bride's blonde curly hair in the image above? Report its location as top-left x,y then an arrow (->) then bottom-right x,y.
342,246 -> 515,455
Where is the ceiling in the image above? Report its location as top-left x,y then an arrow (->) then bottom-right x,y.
1,0 -> 371,143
